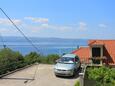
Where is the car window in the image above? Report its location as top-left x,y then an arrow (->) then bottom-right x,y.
58,57 -> 74,63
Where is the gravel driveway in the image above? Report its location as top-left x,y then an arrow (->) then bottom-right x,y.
0,64 -> 79,86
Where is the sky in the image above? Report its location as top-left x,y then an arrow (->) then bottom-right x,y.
0,0 -> 115,39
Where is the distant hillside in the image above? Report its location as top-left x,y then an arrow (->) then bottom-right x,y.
0,36 -> 88,45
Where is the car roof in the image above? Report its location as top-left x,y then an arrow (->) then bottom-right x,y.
62,54 -> 76,58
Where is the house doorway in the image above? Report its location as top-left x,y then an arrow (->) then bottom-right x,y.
92,47 -> 101,64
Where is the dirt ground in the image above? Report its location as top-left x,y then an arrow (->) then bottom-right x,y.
0,64 -> 79,86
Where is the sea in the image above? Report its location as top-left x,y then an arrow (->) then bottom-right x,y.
0,37 -> 88,56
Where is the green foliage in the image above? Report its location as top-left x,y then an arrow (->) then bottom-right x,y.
24,52 -> 40,65
24,52 -> 59,64
74,81 -> 80,86
38,54 -> 60,64
87,66 -> 115,86
38,55 -> 48,64
0,48 -> 24,74
46,54 -> 60,64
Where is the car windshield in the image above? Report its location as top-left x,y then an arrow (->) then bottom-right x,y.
57,57 -> 74,64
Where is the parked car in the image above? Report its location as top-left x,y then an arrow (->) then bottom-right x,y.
54,54 -> 81,77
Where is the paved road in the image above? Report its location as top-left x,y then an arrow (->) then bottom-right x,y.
0,64 -> 79,86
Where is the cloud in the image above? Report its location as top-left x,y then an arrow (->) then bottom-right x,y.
24,16 -> 73,32
78,22 -> 87,31
99,24 -> 107,28
25,23 -> 72,33
24,17 -> 49,23
41,23 -> 49,28
0,18 -> 22,25
0,28 -> 20,36
41,24 -> 73,32
0,17 -> 88,37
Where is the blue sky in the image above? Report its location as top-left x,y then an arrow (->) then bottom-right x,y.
0,0 -> 115,39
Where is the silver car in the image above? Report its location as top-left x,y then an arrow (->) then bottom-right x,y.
54,54 -> 81,77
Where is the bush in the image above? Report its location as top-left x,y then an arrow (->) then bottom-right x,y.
38,55 -> 47,64
24,52 -> 40,65
87,66 -> 115,86
74,81 -> 80,86
0,48 -> 24,74
46,54 -> 60,64
24,52 -> 60,64
38,54 -> 60,64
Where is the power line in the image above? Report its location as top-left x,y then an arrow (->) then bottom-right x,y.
0,8 -> 39,53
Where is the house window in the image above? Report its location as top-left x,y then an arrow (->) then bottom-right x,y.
92,47 -> 101,64
92,47 -> 101,57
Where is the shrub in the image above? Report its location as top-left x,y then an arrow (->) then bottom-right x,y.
0,48 -> 24,74
38,54 -> 60,64
38,55 -> 47,64
74,80 -> 80,86
87,66 -> 115,86
45,54 -> 60,64
24,52 -> 40,65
